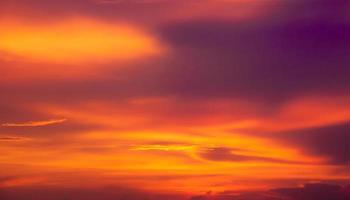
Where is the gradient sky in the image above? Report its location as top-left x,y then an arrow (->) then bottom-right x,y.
0,0 -> 350,199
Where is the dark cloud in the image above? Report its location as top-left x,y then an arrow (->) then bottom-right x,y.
200,147 -> 299,164
0,186 -> 185,200
275,122 -> 350,165
157,14 -> 350,101
146,1 -> 350,102
0,0 -> 189,25
0,176 -> 17,183
0,137 -> 25,141
1,183 -> 349,200
188,184 -> 350,200
273,183 -> 350,200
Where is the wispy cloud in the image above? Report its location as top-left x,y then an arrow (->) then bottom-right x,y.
200,147 -> 306,164
93,0 -> 175,4
0,137 -> 26,141
131,144 -> 195,151
1,119 -> 67,127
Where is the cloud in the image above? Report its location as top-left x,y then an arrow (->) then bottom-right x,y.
2,0 -> 350,100
0,186 -> 186,200
0,137 -> 25,141
2,183 -> 348,200
0,17 -> 162,65
1,118 -> 67,127
200,147 -> 300,164
131,144 -> 195,151
273,122 -> 350,165
156,6 -> 350,101
187,184 -> 350,200
273,183 -> 350,200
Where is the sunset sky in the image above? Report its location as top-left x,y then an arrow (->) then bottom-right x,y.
0,0 -> 350,200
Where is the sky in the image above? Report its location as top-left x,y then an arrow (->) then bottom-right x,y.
0,0 -> 350,199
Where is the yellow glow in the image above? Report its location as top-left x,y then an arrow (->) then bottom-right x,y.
0,18 -> 162,64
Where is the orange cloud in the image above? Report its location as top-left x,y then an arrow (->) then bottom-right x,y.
0,17 -> 163,65
259,95 -> 350,131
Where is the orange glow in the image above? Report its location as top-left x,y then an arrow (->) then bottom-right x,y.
0,101 -> 348,193
0,18 -> 162,64
1,96 -> 342,192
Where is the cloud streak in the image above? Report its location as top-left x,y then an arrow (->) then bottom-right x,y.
2,118 -> 67,127
200,147 -> 305,164
0,137 -> 26,141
